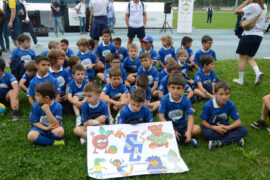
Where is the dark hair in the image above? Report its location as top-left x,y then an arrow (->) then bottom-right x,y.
112,37 -> 122,45
18,34 -> 31,43
109,67 -> 122,78
166,62 -> 180,72
68,56 -> 80,68
168,73 -> 185,87
60,39 -> 69,45
102,29 -> 111,36
84,81 -> 102,94
139,52 -> 151,60
0,57 -> 6,71
253,0 -> 265,9
201,35 -> 213,44
136,75 -> 149,89
35,55 -> 50,64
181,36 -> 193,46
214,81 -> 231,93
35,82 -> 56,99
200,55 -> 214,66
88,39 -> 95,49
104,53 -> 113,64
72,64 -> 85,74
111,53 -> 121,61
24,61 -> 36,72
131,88 -> 146,103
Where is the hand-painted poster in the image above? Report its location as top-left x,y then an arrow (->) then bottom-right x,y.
87,121 -> 189,179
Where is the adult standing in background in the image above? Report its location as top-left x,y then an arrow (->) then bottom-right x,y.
89,0 -> 109,49
5,0 -> 19,47
125,0 -> 147,49
0,1 -> 10,52
75,0 -> 86,34
50,0 -> 64,38
206,4 -> 213,24
233,0 -> 267,86
107,0 -> 115,33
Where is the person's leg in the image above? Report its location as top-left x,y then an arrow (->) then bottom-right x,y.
192,125 -> 201,136
26,21 -> 38,44
79,17 -> 83,33
107,18 -> 111,31
28,130 -> 54,146
210,15 -> 212,24
220,126 -> 248,146
0,26 -> 5,50
261,94 -> 270,121
207,15 -> 209,23
83,17 -> 86,33
112,17 -> 115,32
57,16 -> 64,35
202,127 -> 224,141
233,54 -> 246,85
53,16 -> 58,35
3,24 -> 10,50
127,27 -> 135,46
265,23 -> 270,32
51,126 -> 65,139
74,126 -> 87,139
6,90 -> 19,111
10,19 -> 19,47
246,55 -> 264,85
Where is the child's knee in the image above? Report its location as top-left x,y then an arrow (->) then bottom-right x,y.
263,94 -> 270,102
52,127 -> 65,137
238,126 -> 248,137
27,131 -> 40,142
192,125 -> 201,135
74,126 -> 82,136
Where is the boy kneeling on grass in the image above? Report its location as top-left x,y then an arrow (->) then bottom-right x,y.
27,82 -> 65,146
74,81 -> 110,144
200,81 -> 248,150
159,74 -> 201,148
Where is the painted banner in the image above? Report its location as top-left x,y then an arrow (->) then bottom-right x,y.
177,0 -> 194,33
87,121 -> 188,179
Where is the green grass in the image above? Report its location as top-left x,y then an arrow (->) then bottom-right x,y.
1,59 -> 270,179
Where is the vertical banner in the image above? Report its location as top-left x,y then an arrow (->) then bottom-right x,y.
177,0 -> 194,33
87,122 -> 189,179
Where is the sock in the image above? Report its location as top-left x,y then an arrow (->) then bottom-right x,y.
252,66 -> 260,76
239,72 -> 244,82
33,135 -> 54,146
76,115 -> 81,118
51,134 -> 63,140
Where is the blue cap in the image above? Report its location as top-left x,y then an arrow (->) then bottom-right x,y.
141,35 -> 153,43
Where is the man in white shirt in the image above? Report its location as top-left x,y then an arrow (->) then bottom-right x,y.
125,0 -> 147,49
75,0 -> 86,34
89,0 -> 109,49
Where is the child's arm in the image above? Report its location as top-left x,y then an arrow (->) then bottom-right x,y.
100,92 -> 118,105
158,113 -> 166,122
19,79 -> 28,92
201,119 -> 227,135
197,82 -> 214,99
33,122 -> 55,131
185,115 -> 194,143
187,89 -> 194,99
28,96 -> 35,106
221,119 -> 241,131
211,82 -> 215,95
158,60 -> 166,69
84,116 -> 107,126
55,93 -> 60,102
151,82 -> 158,94
158,92 -> 164,99
194,63 -> 200,70
41,104 -> 59,125
119,93 -> 130,106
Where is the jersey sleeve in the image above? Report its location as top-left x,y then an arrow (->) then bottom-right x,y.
26,80 -> 35,97
55,103 -> 63,122
81,102 -> 89,123
67,83 -> 74,95
212,71 -> 217,83
151,51 -> 158,62
158,96 -> 166,114
158,79 -> 166,93
185,98 -> 193,116
200,103 -> 210,121
243,4 -> 257,16
53,79 -> 61,94
95,45 -> 102,57
8,0 -> 16,9
146,87 -> 151,101
9,48 -> 18,61
122,68 -> 127,81
229,101 -> 240,121
194,71 -> 202,83
117,109 -> 126,124
102,102 -> 110,124
9,73 -> 18,85
144,107 -> 153,122
104,69 -> 110,80
212,51 -> 217,61
121,84 -> 129,94
28,103 -> 40,123
193,52 -> 199,64
91,53 -> 97,64
102,84 -> 109,95
153,69 -> 159,82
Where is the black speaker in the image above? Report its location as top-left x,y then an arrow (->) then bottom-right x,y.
28,11 -> 40,27
34,26 -> 49,37
164,1 -> 172,14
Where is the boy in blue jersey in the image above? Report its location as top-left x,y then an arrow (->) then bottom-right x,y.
66,56 -> 89,82
112,37 -> 128,62
140,35 -> 158,66
96,29 -> 117,67
67,64 -> 88,126
177,49 -> 194,85
123,43 -> 141,86
41,40 -> 60,56
159,74 -> 201,147
200,81 -> 248,150
158,58 -> 175,84
27,82 -> 65,146
60,39 -> 74,68
74,81 -> 110,144
27,55 -> 61,106
0,58 -> 20,120
158,35 -> 176,70
130,75 -> 160,113
193,55 -> 218,100
117,88 -> 153,124
176,36 -> 194,66
137,52 -> 159,97
100,67 -> 130,124
8,34 -> 36,80
19,61 -> 36,92
76,38 -> 97,81
193,35 -> 217,70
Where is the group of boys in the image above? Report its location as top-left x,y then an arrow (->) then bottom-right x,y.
2,28 -> 269,150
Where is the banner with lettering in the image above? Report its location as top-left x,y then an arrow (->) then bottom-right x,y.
177,0 -> 194,33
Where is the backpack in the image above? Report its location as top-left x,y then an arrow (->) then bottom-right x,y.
128,1 -> 145,17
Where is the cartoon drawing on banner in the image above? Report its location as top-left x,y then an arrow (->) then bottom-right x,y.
108,145 -> 118,154
91,127 -> 113,153
114,128 -> 126,139
89,158 -> 107,178
163,149 -> 183,171
145,156 -> 167,174
147,124 -> 173,149
110,159 -> 134,176
123,131 -> 143,162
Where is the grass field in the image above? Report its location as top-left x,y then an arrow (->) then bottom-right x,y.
1,60 -> 270,179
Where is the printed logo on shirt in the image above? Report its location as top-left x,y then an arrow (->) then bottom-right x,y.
181,69 -> 187,75
164,54 -> 172,61
40,115 -> 50,126
102,50 -> 111,57
168,109 -> 183,121
0,83 -> 8,89
112,93 -> 121,99
82,58 -> 92,67
57,76 -> 65,88
148,75 -> 153,85
21,55 -> 32,63
203,80 -> 212,85
75,92 -> 84,100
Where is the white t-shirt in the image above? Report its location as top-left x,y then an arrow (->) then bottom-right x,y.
75,2 -> 86,18
20,0 -> 29,21
125,1 -> 146,28
89,0 -> 109,16
242,3 -> 267,37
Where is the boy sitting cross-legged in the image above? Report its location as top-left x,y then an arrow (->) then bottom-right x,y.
74,81 -> 110,144
159,74 -> 201,147
200,81 -> 248,150
27,82 -> 65,146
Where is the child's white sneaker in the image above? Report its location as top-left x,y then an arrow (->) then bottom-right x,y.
233,79 -> 244,85
76,116 -> 81,126
255,72 -> 264,86
115,114 -> 120,124
80,138 -> 87,144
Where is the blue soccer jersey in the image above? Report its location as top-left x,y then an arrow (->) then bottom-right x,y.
40,50 -> 48,56
122,56 -> 141,73
159,75 -> 192,95
29,101 -> 63,126
139,48 -> 158,63
158,47 -> 176,69
194,69 -> 217,86
65,48 -> 74,57
0,71 -> 18,96
116,47 -> 128,62
49,67 -> 69,96
159,93 -> 193,125
193,49 -> 217,69
67,78 -> 88,100
10,47 -> 36,64
27,73 -> 61,97
158,69 -> 167,83
76,50 -> 97,79
137,66 -> 159,88
21,72 -> 34,88
102,82 -> 128,99
81,99 -> 110,124
95,42 -> 117,63
104,67 -> 127,83
200,98 -> 240,125
117,104 -> 153,124
129,85 -> 151,101
177,61 -> 189,77
66,68 -> 89,83
176,46 -> 194,60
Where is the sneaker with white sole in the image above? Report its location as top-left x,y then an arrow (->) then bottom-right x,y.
233,79 -> 244,85
255,72 -> 264,86
250,119 -> 266,129
80,138 -> 87,144
189,138 -> 198,148
236,138 -> 244,147
76,116 -> 81,126
115,114 -> 120,124
208,140 -> 221,150
109,116 -> 115,125
35,43 -> 43,48
267,127 -> 270,133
